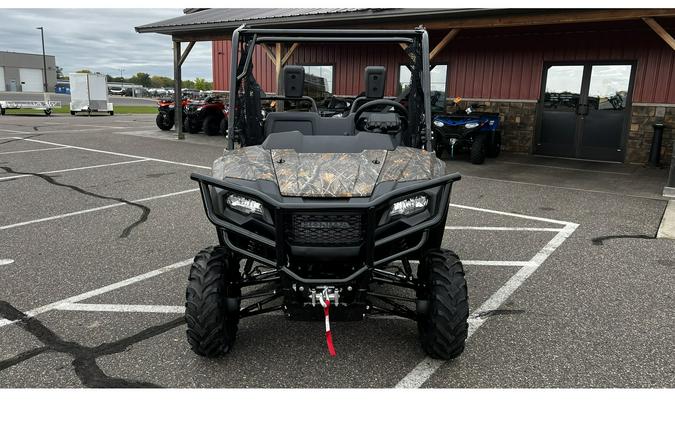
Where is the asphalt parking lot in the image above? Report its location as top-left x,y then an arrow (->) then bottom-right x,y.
0,114 -> 673,388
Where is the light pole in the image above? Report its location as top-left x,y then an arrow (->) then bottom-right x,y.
36,27 -> 48,96
120,68 -> 124,93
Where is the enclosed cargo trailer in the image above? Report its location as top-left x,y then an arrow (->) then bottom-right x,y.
69,73 -> 113,115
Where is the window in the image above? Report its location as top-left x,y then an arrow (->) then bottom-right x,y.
399,64 -> 448,112
302,65 -> 333,100
399,64 -> 447,93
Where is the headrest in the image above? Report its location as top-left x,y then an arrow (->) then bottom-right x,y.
364,66 -> 386,99
283,66 -> 305,98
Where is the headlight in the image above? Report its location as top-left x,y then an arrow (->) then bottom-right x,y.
433,120 -> 444,127
390,195 -> 428,217
464,122 -> 480,129
226,194 -> 263,216
196,106 -> 203,112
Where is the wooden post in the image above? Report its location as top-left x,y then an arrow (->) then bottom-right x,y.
643,17 -> 675,51
275,43 -> 282,89
173,40 -> 183,140
429,28 -> 461,61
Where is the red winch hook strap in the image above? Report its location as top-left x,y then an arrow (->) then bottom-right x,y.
319,294 -> 337,357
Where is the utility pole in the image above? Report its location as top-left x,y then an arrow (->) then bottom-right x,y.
36,26 -> 48,100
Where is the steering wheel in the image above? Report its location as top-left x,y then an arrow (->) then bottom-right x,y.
352,99 -> 408,133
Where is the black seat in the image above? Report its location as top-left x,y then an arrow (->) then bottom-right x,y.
262,131 -> 395,153
264,112 -> 318,136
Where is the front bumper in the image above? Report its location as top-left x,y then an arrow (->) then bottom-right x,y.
191,172 -> 460,284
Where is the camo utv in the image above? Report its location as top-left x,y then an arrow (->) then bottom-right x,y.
188,26 -> 469,360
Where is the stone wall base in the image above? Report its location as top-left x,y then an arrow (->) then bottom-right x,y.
444,99 -> 673,165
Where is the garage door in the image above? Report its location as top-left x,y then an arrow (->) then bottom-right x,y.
0,67 -> 5,92
19,68 -> 44,92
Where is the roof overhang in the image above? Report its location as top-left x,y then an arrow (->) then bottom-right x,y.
136,8 -> 675,42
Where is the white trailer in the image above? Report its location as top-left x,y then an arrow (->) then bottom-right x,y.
69,73 -> 113,115
0,100 -> 61,116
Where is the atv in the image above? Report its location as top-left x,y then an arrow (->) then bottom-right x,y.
184,95 -> 227,136
432,98 -> 501,164
155,97 -> 190,131
188,27 -> 469,360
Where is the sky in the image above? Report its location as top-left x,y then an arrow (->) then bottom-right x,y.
0,9 -> 212,81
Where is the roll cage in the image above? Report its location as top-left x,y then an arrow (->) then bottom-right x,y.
225,25 -> 433,151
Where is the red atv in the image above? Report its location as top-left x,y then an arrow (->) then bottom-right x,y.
184,96 -> 228,136
155,97 -> 191,131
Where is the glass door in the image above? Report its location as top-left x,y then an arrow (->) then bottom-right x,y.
535,65 -> 585,158
536,62 -> 634,161
578,64 -> 633,161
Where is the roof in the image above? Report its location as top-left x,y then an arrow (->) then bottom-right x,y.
135,8 -> 492,35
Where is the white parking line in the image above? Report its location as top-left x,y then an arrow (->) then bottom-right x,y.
445,226 -> 563,232
0,259 -> 14,266
0,128 -> 112,134
463,260 -> 534,267
0,258 -> 193,328
395,222 -> 579,388
13,137 -> 210,170
55,303 -> 184,314
0,188 -> 198,231
497,160 -> 631,176
449,203 -> 572,226
0,159 -> 149,181
0,146 -> 71,155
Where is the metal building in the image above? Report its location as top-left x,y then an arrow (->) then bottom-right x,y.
0,51 -> 57,93
137,8 -> 675,164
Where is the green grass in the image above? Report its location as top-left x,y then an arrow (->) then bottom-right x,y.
2,105 -> 156,115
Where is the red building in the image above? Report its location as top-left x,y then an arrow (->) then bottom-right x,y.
138,8 -> 675,164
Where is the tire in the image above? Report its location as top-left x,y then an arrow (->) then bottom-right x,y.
1,107 -> 6,116
202,114 -> 223,136
485,132 -> 501,158
185,246 -> 240,357
70,110 -> 75,116
44,109 -> 52,116
186,116 -> 201,134
432,130 -> 444,159
470,137 -> 486,164
109,111 -> 114,116
417,249 -> 469,360
155,113 -> 174,131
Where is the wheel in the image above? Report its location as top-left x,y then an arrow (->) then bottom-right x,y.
202,114 -> 223,136
470,137 -> 486,164
485,132 -> 501,158
186,116 -> 201,134
432,130 -> 444,159
44,109 -> 52,116
417,249 -> 469,360
185,246 -> 241,357
155,113 -> 174,131
0,107 -> 5,116
109,111 -> 114,116
70,110 -> 76,116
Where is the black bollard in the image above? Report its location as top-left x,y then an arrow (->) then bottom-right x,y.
648,123 -> 665,167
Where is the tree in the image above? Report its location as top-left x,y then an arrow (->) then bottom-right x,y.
75,69 -> 92,74
129,72 -> 151,87
194,77 -> 207,91
151,75 -> 174,88
55,66 -> 64,79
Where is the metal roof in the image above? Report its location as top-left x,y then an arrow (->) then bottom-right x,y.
135,8 -> 491,35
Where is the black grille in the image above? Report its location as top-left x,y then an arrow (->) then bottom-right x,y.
286,213 -> 364,246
